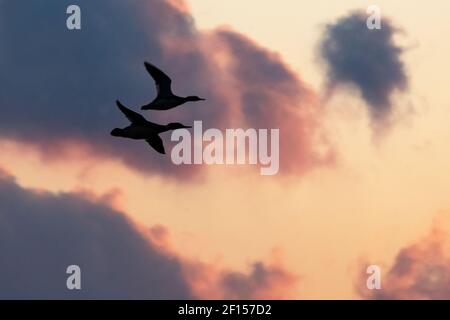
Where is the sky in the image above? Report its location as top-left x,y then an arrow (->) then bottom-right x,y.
1,0 -> 450,299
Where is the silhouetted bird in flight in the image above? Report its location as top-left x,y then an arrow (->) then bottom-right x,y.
140,62 -> 205,110
111,100 -> 191,154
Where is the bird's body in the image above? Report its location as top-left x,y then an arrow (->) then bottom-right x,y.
117,125 -> 161,139
144,95 -> 198,110
141,62 -> 205,110
111,100 -> 191,154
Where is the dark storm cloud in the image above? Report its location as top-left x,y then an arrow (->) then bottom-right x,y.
0,170 -> 192,299
0,168 -> 299,299
0,0 -> 218,177
319,12 -> 407,121
0,0 -> 330,177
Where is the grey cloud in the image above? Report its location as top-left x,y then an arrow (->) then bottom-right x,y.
319,12 -> 407,121
0,0 -> 329,177
0,169 -> 192,299
0,0 -> 218,178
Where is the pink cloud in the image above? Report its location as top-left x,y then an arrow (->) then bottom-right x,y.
358,215 -> 450,299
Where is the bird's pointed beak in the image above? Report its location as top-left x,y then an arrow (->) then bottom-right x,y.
183,125 -> 192,129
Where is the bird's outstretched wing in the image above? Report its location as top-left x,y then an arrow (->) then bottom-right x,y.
146,135 -> 165,154
116,100 -> 148,125
144,62 -> 173,98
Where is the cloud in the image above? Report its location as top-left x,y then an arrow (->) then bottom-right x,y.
0,169 -> 192,299
0,0 -> 331,178
214,30 -> 334,174
184,256 -> 298,299
358,216 -> 450,299
319,11 -> 407,123
218,261 -> 297,299
0,168 -> 298,299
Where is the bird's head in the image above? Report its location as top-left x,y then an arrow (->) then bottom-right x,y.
185,96 -> 206,102
167,123 -> 192,130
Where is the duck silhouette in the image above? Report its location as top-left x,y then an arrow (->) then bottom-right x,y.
111,100 -> 191,154
140,62 -> 205,110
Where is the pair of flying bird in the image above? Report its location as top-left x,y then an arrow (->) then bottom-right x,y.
111,62 -> 205,154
